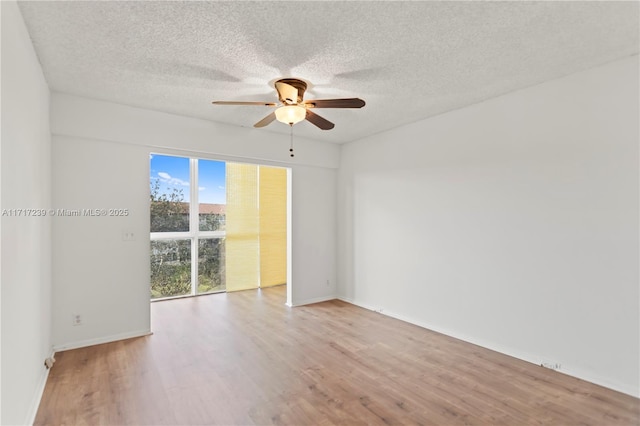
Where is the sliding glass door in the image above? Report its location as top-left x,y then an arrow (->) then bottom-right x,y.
149,154 -> 287,300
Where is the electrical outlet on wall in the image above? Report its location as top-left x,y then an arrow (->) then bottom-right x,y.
122,231 -> 135,242
72,314 -> 82,326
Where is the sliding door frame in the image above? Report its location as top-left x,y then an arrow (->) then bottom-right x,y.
149,151 -> 292,306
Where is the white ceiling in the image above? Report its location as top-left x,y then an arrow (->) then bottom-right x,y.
18,1 -> 639,144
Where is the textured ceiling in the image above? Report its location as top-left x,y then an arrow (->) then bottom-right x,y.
17,1 -> 639,144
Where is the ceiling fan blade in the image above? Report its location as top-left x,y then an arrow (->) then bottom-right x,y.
305,109 -> 335,130
303,98 -> 365,109
212,101 -> 277,106
254,112 -> 277,128
275,81 -> 299,105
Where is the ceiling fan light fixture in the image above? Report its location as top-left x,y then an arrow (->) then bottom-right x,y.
275,105 -> 306,125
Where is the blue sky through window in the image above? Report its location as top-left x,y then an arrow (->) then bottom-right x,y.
198,159 -> 226,204
150,154 -> 226,204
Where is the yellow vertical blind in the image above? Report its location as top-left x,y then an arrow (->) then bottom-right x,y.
225,163 -> 287,292
259,167 -> 287,287
225,163 -> 259,292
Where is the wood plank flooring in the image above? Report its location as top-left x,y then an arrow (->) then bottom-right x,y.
35,286 -> 639,425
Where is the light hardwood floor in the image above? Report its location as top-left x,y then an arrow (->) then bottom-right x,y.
35,286 -> 639,425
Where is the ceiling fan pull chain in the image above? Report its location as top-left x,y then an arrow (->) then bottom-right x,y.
289,124 -> 295,157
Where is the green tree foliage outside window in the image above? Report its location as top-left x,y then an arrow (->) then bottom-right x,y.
198,238 -> 226,293
150,239 -> 191,299
150,178 -> 226,298
150,180 -> 190,298
199,213 -> 225,232
150,179 -> 189,233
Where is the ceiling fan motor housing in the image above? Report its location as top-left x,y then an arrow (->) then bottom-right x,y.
276,78 -> 307,104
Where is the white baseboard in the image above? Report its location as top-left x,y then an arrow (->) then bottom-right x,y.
25,348 -> 55,426
52,329 -> 152,352
338,297 -> 639,398
289,294 -> 337,307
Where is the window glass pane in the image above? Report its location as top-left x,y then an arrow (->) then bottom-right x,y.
198,159 -> 226,231
198,238 -> 226,294
150,240 -> 191,299
150,154 -> 190,232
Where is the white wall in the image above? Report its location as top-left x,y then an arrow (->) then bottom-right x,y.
51,136 -> 152,349
50,94 -> 339,349
338,56 -> 639,396
290,165 -> 337,305
1,2 -> 53,424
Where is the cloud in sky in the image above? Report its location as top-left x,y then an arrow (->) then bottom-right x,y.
199,187 -> 206,191
157,172 -> 189,187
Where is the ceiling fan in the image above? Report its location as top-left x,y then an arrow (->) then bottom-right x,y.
212,78 -> 365,130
